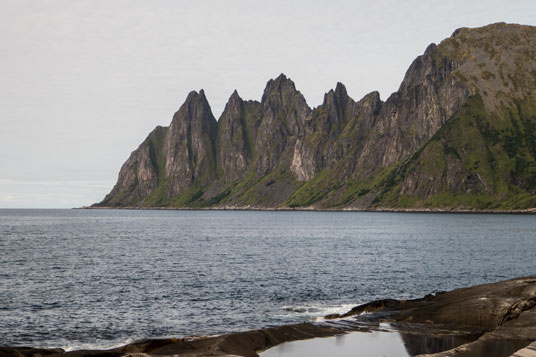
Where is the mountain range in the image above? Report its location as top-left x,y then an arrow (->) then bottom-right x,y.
94,23 -> 536,211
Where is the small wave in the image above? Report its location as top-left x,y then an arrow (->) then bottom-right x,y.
61,338 -> 136,352
280,303 -> 357,321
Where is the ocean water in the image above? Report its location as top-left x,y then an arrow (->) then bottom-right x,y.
1,209 -> 535,350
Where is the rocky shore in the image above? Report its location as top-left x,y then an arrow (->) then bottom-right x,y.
2,277 -> 536,357
82,206 -> 536,214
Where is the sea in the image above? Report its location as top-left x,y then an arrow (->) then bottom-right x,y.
1,209 -> 535,350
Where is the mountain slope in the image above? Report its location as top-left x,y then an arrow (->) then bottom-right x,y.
95,23 -> 536,211
359,23 -> 536,210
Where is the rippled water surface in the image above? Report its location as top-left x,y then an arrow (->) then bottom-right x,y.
1,209 -> 535,349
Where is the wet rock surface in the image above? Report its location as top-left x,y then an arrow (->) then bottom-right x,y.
3,276 -> 536,357
329,276 -> 536,357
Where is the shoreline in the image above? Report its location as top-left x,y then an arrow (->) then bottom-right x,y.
3,276 -> 536,357
80,205 -> 536,214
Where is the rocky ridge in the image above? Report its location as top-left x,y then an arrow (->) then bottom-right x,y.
95,23 -> 536,210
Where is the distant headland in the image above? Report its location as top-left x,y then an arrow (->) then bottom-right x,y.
93,23 -> 536,212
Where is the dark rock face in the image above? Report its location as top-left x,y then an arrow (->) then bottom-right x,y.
95,23 -> 536,210
328,276 -> 536,357
389,24 -> 536,209
216,91 -> 251,182
292,83 -> 361,181
0,347 -> 65,357
334,276 -> 536,332
254,74 -> 310,176
353,43 -> 472,178
99,90 -> 217,207
99,125 -> 167,206
164,90 -> 218,194
291,86 -> 383,181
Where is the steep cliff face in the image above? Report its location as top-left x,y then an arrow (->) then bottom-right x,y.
99,90 -> 218,207
164,90 -> 218,194
99,126 -> 167,207
353,42 -> 472,179
286,89 -> 382,207
95,23 -> 536,210
372,24 -> 536,210
291,83 -> 362,181
254,74 -> 311,176
291,86 -> 383,180
216,90 -> 251,182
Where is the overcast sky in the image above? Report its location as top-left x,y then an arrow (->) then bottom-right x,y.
1,0 -> 535,208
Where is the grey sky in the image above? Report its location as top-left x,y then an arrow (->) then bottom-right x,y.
1,0 -> 535,208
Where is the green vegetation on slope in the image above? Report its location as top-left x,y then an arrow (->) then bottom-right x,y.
370,95 -> 536,209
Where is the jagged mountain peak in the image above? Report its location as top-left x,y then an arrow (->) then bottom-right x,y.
356,91 -> 382,117
335,82 -> 347,95
227,89 -> 242,105
424,43 -> 437,54
361,90 -> 381,102
272,73 -> 291,84
172,88 -> 215,125
230,89 -> 240,98
220,90 -> 244,120
323,82 -> 349,106
184,89 -> 207,102
261,73 -> 301,101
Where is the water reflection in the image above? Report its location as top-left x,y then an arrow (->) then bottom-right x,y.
261,324 -> 479,357
261,330 -> 410,357
400,331 -> 477,355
